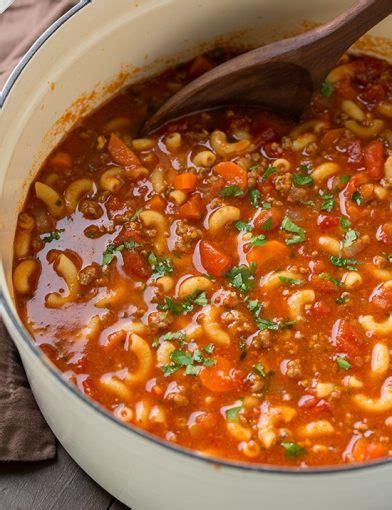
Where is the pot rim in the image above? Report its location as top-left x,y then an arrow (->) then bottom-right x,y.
1,0 -> 391,477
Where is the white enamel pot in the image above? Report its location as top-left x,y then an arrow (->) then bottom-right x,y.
0,1 -> 391,509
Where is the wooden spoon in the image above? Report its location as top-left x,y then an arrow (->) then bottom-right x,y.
144,0 -> 391,133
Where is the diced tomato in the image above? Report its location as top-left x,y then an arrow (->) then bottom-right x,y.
178,194 -> 203,220
320,128 -> 345,150
105,195 -> 127,219
345,140 -> 363,165
351,437 -> 387,463
49,151 -> 73,169
298,395 -> 331,413
364,140 -> 385,180
360,84 -> 386,104
317,214 -> 339,229
254,207 -> 282,231
253,126 -> 277,147
190,412 -> 218,434
247,240 -> 290,271
376,223 -> 392,246
148,195 -> 166,211
173,173 -> 198,191
213,162 -> 247,189
370,284 -> 392,312
122,250 -> 150,278
331,319 -> 364,360
199,240 -> 232,277
310,274 -> 338,293
199,356 -> 236,393
335,76 -> 357,100
312,300 -> 332,317
108,133 -> 141,167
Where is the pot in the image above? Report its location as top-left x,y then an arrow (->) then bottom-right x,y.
1,1 -> 391,509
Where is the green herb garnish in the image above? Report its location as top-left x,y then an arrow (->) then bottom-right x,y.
329,255 -> 359,271
235,220 -> 252,232
249,188 -> 261,208
321,80 -> 333,98
351,191 -> 363,206
250,234 -> 267,247
281,217 -> 306,245
42,229 -> 63,243
321,193 -> 335,212
281,441 -> 306,459
279,276 -> 302,285
148,252 -> 173,279
226,263 -> 256,294
342,229 -> 359,248
292,172 -> 313,187
159,291 -> 208,315
219,185 -> 244,198
261,166 -> 277,183
102,239 -> 140,266
336,356 -> 351,370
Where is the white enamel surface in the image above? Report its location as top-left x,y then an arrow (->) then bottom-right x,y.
0,1 -> 392,508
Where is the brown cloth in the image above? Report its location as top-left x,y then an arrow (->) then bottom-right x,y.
0,0 -> 77,461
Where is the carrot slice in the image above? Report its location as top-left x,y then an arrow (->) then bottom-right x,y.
200,356 -> 234,393
213,161 -> 247,189
199,240 -> 232,277
108,133 -> 141,167
364,140 -> 385,180
352,437 -> 387,462
246,240 -> 289,270
50,151 -> 73,169
173,173 -> 197,191
148,195 -> 166,210
178,194 -> 203,220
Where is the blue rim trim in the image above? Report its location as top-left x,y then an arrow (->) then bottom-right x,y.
0,0 -> 391,477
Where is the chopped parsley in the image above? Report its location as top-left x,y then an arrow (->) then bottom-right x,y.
249,188 -> 261,208
260,216 -> 272,231
159,291 -> 208,315
204,343 -> 215,354
329,255 -> 359,271
319,272 -> 343,287
235,220 -> 252,232
225,403 -> 243,422
321,80 -> 333,98
342,229 -> 359,248
281,441 -> 306,459
130,208 -> 143,221
279,276 -> 302,285
161,347 -> 216,377
281,217 -> 306,245
336,294 -> 348,305
102,239 -> 140,266
321,193 -> 335,212
339,216 -> 351,229
226,263 -> 256,294
336,356 -> 351,370
250,234 -> 267,247
253,362 -> 267,378
42,229 -> 63,243
262,202 -> 271,210
292,172 -> 313,187
339,175 -> 350,185
247,299 -> 280,331
219,185 -> 244,198
261,166 -> 277,183
155,330 -> 186,348
351,190 -> 363,206
147,252 -> 173,279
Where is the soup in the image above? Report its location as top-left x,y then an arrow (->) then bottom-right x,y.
12,49 -> 392,467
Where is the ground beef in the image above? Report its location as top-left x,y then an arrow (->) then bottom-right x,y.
287,187 -> 309,204
164,384 -> 189,407
175,221 -> 202,252
78,263 -> 102,286
273,172 -> 292,196
148,311 -> 173,330
252,330 -> 272,349
221,310 -> 254,334
215,290 -> 241,308
247,373 -> 265,394
79,199 -> 103,219
286,359 -> 303,379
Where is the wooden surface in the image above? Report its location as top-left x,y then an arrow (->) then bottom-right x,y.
145,0 -> 392,132
0,444 -> 130,510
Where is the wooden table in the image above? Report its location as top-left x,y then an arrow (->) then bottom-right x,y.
0,444 -> 130,509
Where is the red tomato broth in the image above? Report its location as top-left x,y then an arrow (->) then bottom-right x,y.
12,49 -> 392,467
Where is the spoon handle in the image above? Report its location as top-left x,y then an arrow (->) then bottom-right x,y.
317,0 -> 392,57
